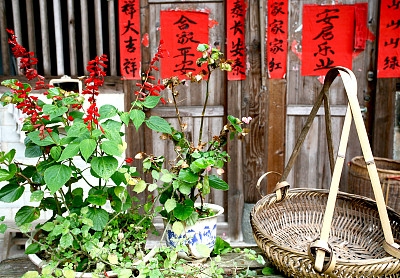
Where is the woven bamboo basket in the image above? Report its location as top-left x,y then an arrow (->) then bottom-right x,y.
348,156 -> 400,212
251,67 -> 400,277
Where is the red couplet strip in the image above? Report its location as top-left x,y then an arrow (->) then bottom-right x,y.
160,11 -> 209,79
227,0 -> 246,80
119,0 -> 141,79
267,0 -> 288,79
302,5 -> 354,76
377,0 -> 400,78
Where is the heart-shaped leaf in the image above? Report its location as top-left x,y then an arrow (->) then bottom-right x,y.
91,156 -> 118,180
44,165 -> 72,194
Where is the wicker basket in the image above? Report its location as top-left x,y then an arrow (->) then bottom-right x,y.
348,156 -> 400,212
251,67 -> 400,277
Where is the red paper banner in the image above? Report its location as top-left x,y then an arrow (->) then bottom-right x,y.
118,0 -> 141,79
302,5 -> 354,76
267,0 -> 288,79
160,11 -> 209,79
377,0 -> 400,78
227,0 -> 246,80
354,3 -> 368,50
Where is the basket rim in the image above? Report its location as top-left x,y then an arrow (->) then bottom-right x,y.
351,156 -> 400,175
251,188 -> 400,265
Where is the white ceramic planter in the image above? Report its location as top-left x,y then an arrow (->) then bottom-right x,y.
163,203 -> 224,259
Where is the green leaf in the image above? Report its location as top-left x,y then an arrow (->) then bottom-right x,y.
68,111 -> 85,120
196,243 -> 211,258
0,164 -> 17,182
178,169 -> 199,184
15,206 -> 40,226
0,223 -> 7,233
58,143 -> 80,161
117,269 -> 132,278
174,203 -> 193,221
42,104 -> 68,120
101,140 -> 123,157
146,116 -> 172,134
62,97 -> 79,106
133,180 -> 147,193
211,237 -> 232,256
172,221 -> 184,235
208,175 -> 229,190
41,222 -> 55,232
4,149 -> 15,163
262,267 -> 275,275
0,184 -> 24,203
25,144 -> 42,158
160,173 -> 173,183
165,198 -> 176,213
86,207 -> 109,231
21,271 -> 40,278
99,104 -> 117,120
102,120 -> 123,142
67,123 -> 88,138
148,183 -> 158,192
151,170 -> 160,180
228,115 -> 243,132
130,109 -> 145,131
25,243 -> 40,254
63,270 -> 76,278
44,165 -> 72,194
50,146 -> 62,161
87,190 -> 107,206
141,96 -> 161,109
30,190 -> 44,202
197,44 -> 209,52
185,211 -> 199,226
80,139 -> 96,161
27,130 -> 60,146
203,175 -> 210,195
91,156 -> 118,180
120,112 -> 130,126
60,233 -> 73,248
179,183 -> 192,195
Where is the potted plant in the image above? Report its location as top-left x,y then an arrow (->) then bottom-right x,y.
0,30 -> 168,277
131,44 -> 252,259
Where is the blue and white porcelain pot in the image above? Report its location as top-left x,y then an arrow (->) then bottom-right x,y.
163,203 -> 224,259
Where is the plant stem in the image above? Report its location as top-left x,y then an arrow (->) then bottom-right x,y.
171,88 -> 185,134
198,66 -> 211,145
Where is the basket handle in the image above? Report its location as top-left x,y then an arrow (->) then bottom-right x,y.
265,68 -> 339,202
307,67 -> 400,274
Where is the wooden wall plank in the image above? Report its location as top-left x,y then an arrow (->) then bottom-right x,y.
80,0 -> 90,75
266,80 -> 286,191
227,81 -> 243,240
241,0 -> 269,202
67,0 -> 77,76
25,0 -> 36,57
0,0 -> 10,75
94,0 -> 104,57
108,0 -> 117,76
11,0 -> 22,75
39,0 -> 51,76
53,0 -> 64,75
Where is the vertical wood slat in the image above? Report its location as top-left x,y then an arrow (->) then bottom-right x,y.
25,0 -> 36,57
0,0 -> 10,75
80,0 -> 89,75
108,0 -> 117,76
227,81 -> 244,240
266,80 -> 286,192
53,0 -> 64,75
67,0 -> 77,76
39,0 -> 51,76
94,0 -> 103,57
11,0 -> 22,75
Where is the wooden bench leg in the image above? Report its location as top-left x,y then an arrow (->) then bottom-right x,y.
1,230 -> 12,261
